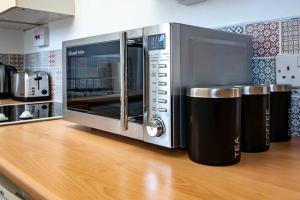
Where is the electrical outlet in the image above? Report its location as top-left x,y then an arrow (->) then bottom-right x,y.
276,54 -> 300,87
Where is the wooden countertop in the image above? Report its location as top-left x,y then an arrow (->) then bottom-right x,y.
0,120 -> 300,200
0,99 -> 30,105
0,99 -> 53,106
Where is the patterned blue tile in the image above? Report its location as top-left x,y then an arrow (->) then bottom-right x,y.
290,89 -> 300,136
281,18 -> 300,54
218,25 -> 245,34
251,57 -> 276,84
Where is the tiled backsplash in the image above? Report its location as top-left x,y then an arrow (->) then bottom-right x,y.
24,50 -> 63,102
246,22 -> 279,57
251,57 -> 276,84
218,17 -> 300,136
0,54 -> 24,71
281,18 -> 300,54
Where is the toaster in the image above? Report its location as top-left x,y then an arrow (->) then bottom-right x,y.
11,71 -> 51,101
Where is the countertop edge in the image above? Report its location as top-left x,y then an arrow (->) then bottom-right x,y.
0,156 -> 58,200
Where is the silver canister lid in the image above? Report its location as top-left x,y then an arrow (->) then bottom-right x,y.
234,85 -> 270,95
269,84 -> 292,92
187,87 -> 241,98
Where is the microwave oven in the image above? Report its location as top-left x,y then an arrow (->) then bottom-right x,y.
63,23 -> 251,148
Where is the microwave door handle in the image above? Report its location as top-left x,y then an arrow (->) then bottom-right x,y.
120,31 -> 128,131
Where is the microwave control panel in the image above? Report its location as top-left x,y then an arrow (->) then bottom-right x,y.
143,23 -> 173,148
146,49 -> 172,144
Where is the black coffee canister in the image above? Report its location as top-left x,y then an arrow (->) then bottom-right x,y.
269,84 -> 292,142
235,85 -> 270,152
187,87 -> 241,166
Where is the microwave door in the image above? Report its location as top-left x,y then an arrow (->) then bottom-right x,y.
65,30 -> 144,138
120,32 -> 144,130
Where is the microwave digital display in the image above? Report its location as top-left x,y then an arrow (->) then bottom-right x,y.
148,34 -> 166,50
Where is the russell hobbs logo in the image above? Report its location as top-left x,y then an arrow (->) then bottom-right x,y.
68,50 -> 85,56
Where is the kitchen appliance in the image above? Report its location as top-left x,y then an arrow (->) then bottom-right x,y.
11,71 -> 51,101
269,84 -> 292,142
236,85 -> 270,152
63,23 -> 252,148
186,87 -> 241,165
0,62 -> 17,99
0,102 -> 62,126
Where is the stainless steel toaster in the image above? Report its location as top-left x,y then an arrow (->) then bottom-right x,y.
11,71 -> 51,101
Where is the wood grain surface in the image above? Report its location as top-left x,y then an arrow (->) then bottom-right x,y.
0,120 -> 299,200
0,99 -> 26,105
0,99 -> 52,106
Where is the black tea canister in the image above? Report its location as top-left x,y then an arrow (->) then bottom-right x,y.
235,85 -> 270,152
186,87 -> 241,166
269,84 -> 292,142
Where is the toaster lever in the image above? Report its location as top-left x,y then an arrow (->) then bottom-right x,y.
34,75 -> 43,90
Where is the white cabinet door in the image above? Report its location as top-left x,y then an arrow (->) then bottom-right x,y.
17,0 -> 74,15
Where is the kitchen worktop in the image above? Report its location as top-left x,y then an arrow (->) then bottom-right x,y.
0,120 -> 299,200
0,99 -> 22,105
0,99 -> 53,106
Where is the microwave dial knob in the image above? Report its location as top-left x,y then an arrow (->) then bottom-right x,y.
146,118 -> 165,137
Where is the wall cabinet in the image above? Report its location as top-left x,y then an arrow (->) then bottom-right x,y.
0,0 -> 74,30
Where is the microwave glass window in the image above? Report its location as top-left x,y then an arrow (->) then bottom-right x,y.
66,39 -> 143,124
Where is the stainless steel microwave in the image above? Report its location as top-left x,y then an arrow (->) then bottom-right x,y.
63,23 -> 252,148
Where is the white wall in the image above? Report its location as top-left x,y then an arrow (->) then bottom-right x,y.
0,28 -> 24,54
23,0 -> 300,53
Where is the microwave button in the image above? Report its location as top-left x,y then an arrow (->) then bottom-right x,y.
158,99 -> 167,104
158,108 -> 167,112
158,64 -> 167,68
158,90 -> 167,95
158,73 -> 167,77
41,90 -> 48,95
158,82 -> 167,86
153,98 -> 157,103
